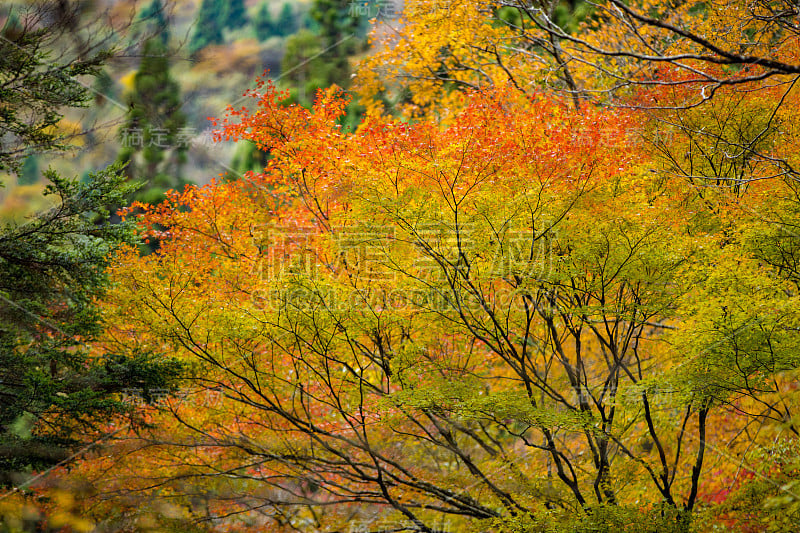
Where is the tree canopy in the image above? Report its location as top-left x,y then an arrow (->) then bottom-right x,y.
6,1 -> 800,531
0,4 -> 108,175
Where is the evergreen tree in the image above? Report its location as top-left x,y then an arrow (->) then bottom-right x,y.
281,29 -> 326,105
224,0 -> 248,30
118,38 -> 188,205
310,0 -> 361,86
253,1 -> 275,41
189,0 -> 225,56
282,0 -> 366,125
17,154 -> 39,186
276,3 -> 298,37
138,0 -> 170,46
0,166 -> 184,485
301,6 -> 319,31
0,7 -> 104,176
0,3 -> 184,486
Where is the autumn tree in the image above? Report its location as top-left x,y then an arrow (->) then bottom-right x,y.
36,1 -> 800,530
354,0 -> 536,118
355,0 -> 800,116
494,0 -> 800,102
53,78 -> 800,531
354,3 -> 800,482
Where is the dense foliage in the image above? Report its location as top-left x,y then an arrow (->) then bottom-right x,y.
0,4 -> 107,175
0,167 -> 183,486
3,0 -> 800,531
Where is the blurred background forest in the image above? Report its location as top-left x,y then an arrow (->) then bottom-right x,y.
0,0 -> 399,221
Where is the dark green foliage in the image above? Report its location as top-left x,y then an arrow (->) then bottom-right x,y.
118,38 -> 188,204
275,1 -> 366,124
0,165 -> 185,486
253,2 -> 275,41
92,69 -> 117,107
309,0 -> 361,86
279,0 -> 366,126
301,7 -> 319,31
224,0 -> 248,30
281,29 -> 328,106
138,0 -> 170,46
0,0 -> 184,491
311,0 -> 358,45
494,1 -> 595,34
18,155 -> 40,186
553,0 -> 594,33
189,0 -> 225,56
254,2 -> 299,40
230,140 -> 269,179
0,7 -> 108,176
276,3 -> 298,37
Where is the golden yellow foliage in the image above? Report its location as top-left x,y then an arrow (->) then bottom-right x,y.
355,0 -> 540,119
119,69 -> 137,94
